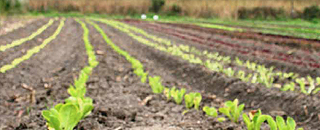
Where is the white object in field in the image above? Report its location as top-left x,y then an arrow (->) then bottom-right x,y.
141,14 -> 147,19
153,15 -> 159,20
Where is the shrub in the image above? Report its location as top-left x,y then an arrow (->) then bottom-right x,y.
168,4 -> 181,15
150,0 -> 165,13
238,7 -> 286,20
303,5 -> 320,20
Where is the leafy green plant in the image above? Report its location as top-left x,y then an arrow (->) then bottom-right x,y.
296,78 -> 307,94
219,99 -> 244,123
242,110 -> 277,130
42,103 -> 82,130
171,87 -> 186,104
184,93 -> 195,109
193,93 -> 202,110
276,116 -> 304,130
235,57 -> 244,66
184,92 -> 202,110
203,106 -> 218,117
281,82 -> 295,91
149,76 -> 164,94
223,67 -> 235,77
164,87 -> 171,101
307,76 -> 316,94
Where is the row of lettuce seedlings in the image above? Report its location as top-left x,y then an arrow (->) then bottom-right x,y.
0,18 -> 64,73
90,18 -> 304,130
41,19 -> 98,130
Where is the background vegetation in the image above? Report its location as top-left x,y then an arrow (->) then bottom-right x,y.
1,0 -> 320,20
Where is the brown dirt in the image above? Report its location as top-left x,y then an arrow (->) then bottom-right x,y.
0,18 -> 319,130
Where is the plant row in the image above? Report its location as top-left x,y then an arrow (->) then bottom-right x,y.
158,18 -> 320,40
195,22 -> 320,40
0,18 -> 64,73
136,22 -> 320,68
197,20 -> 320,40
0,18 -> 38,36
102,19 -> 320,96
0,18 -> 56,52
90,18 -> 304,130
41,19 -> 99,130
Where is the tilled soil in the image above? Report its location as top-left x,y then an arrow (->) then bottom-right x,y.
94,21 -> 320,129
0,18 -> 319,130
121,20 -> 320,77
0,18 -> 87,129
0,18 -> 58,67
157,21 -> 320,51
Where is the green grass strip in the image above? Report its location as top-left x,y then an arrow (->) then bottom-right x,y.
0,18 -> 65,73
0,19 -> 55,52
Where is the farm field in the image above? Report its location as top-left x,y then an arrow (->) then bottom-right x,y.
0,17 -> 319,130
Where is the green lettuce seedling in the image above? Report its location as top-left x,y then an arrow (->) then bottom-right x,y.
307,76 -> 316,94
164,87 -> 171,101
184,93 -> 195,109
317,77 -> 320,85
65,96 -> 94,119
276,116 -> 304,130
42,103 -> 82,130
171,87 -> 186,104
235,57 -> 244,66
242,110 -> 277,130
193,93 -> 202,110
203,106 -> 218,117
219,99 -> 244,123
184,92 -> 201,110
281,82 -> 295,91
296,78 -> 307,94
148,76 -> 164,94
223,67 -> 235,77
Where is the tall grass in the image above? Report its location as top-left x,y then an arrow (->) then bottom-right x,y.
27,0 -> 320,19
164,0 -> 320,19
28,0 -> 150,14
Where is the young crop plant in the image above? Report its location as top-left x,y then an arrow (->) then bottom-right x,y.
242,110 -> 277,130
219,99 -> 245,123
203,106 -> 218,117
171,87 -> 186,105
184,92 -> 202,110
223,67 -> 235,77
0,19 -> 55,52
276,116 -> 304,130
164,87 -> 171,101
0,18 -> 65,73
149,76 -> 164,94
281,82 -> 295,91
296,78 -> 307,94
42,103 -> 83,130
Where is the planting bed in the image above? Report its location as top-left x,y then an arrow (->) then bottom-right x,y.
155,21 -> 320,51
0,17 -> 319,130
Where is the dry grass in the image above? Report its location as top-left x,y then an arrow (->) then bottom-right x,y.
28,0 -> 150,14
164,0 -> 320,19
27,0 -> 320,18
